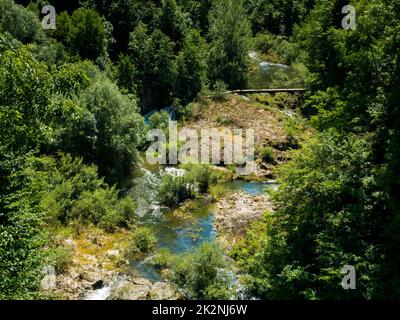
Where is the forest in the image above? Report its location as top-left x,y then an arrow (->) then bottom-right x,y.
0,0 -> 399,300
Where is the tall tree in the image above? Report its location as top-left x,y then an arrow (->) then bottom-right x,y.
208,0 -> 251,89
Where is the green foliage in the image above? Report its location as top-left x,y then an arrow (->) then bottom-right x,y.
158,165 -> 219,207
54,8 -> 108,61
128,24 -> 177,106
117,53 -> 137,93
246,0 -> 315,36
149,111 -> 170,132
158,173 -> 196,208
0,215 -> 44,299
173,29 -> 208,105
252,33 -> 302,65
184,164 -> 219,193
23,155 -> 137,232
46,247 -> 73,274
78,75 -> 145,182
259,146 -> 276,164
208,0 -> 251,89
177,0 -> 212,34
132,227 -> 157,254
31,39 -> 69,68
0,31 -> 22,52
159,0 -> 190,45
233,0 -> 400,300
283,117 -> 301,148
0,47 -> 52,154
52,63 -> 91,97
71,188 -> 135,232
0,0 -> 43,43
171,242 -> 234,299
151,248 -> 174,269
211,80 -> 228,101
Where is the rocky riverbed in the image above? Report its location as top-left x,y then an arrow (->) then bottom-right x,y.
44,227 -> 178,300
214,190 -> 274,246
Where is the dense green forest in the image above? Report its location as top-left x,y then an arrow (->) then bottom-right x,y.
0,0 -> 399,300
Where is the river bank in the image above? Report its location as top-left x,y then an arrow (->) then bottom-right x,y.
43,87 -> 307,299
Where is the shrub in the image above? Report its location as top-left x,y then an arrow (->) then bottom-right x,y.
158,173 -> 197,208
149,111 -> 170,132
132,227 -> 157,254
151,248 -> 174,270
253,32 -> 275,54
259,146 -> 276,164
71,188 -> 135,232
184,164 -> 219,193
171,242 -> 235,299
283,117 -> 302,148
25,155 -> 136,232
211,80 -> 228,101
46,247 -> 73,274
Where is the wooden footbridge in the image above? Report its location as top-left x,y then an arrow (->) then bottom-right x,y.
226,88 -> 308,95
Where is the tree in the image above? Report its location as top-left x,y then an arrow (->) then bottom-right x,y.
0,47 -> 52,299
208,0 -> 251,89
236,0 -> 400,300
54,8 -> 108,61
0,0 -> 43,43
128,25 -> 177,108
174,29 -> 208,105
159,0 -> 190,45
245,0 -> 315,36
177,0 -> 212,34
78,75 -> 145,182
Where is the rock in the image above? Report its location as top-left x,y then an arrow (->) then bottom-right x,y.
41,266 -> 57,291
92,280 -> 105,290
106,249 -> 120,259
214,191 -> 273,239
107,277 -> 180,300
150,282 -> 181,300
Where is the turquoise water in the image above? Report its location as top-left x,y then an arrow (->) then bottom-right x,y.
223,180 -> 277,196
129,175 -> 277,281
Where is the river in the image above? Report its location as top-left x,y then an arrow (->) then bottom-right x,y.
86,52 -> 285,299
127,165 -> 277,282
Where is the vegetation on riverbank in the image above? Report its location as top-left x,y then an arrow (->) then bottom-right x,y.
2,0 -> 400,301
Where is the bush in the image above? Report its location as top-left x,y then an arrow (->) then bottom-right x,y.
171,242 -> 235,299
283,117 -> 302,148
24,155 -> 136,232
259,146 -> 276,164
149,111 -> 170,132
132,227 -> 157,254
0,0 -> 43,44
158,173 -> 197,208
184,164 -> 219,193
253,32 -> 275,54
71,188 -> 135,232
46,247 -> 73,274
151,248 -> 174,270
211,80 -> 228,101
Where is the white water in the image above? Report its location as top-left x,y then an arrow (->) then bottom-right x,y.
249,51 -> 289,69
260,61 -> 290,69
85,285 -> 112,300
